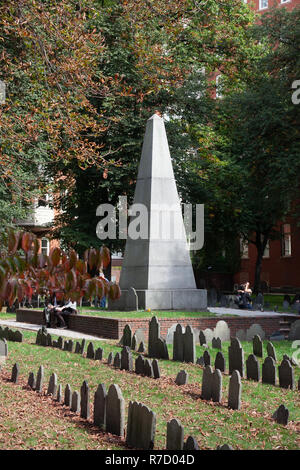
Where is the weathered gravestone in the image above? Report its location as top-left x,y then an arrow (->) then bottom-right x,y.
123,324 -> 132,348
135,355 -> 145,375
228,370 -> 242,410
196,356 -> 205,366
246,354 -> 260,382
80,380 -> 90,419
148,316 -> 169,360
288,320 -> 300,340
262,356 -> 277,385
107,352 -> 114,365
56,384 -> 62,403
64,384 -> 72,407
183,436 -> 199,450
166,418 -> 184,450
126,401 -> 156,450
212,337 -> 222,350
57,337 -> 63,349
131,334 -> 137,351
199,330 -> 206,346
266,341 -> 277,362
36,365 -> 44,393
228,338 -> 244,377
71,391 -> 80,413
212,369 -> 222,403
94,383 -> 107,429
183,325 -> 195,363
272,404 -> 289,425
173,324 -> 184,362
11,363 -> 19,383
86,342 -> 95,359
0,339 -> 8,365
246,324 -> 265,341
28,372 -> 36,390
175,370 -> 188,386
106,384 -> 125,437
113,352 -> 121,369
215,351 -> 226,373
252,334 -> 263,358
47,373 -> 58,396
201,365 -> 213,400
203,350 -> 211,367
152,359 -> 161,379
144,359 -> 154,378
121,346 -> 133,372
138,341 -> 145,353
95,347 -> 103,361
278,359 -> 294,390
217,444 -> 234,450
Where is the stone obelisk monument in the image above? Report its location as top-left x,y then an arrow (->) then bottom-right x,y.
109,114 -> 207,310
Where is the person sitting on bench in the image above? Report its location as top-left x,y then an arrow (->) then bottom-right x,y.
51,299 -> 77,329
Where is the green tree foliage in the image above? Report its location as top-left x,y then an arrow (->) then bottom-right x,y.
188,6 -> 300,292
51,0 -> 258,256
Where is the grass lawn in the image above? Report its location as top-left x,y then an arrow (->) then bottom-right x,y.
78,307 -> 221,318
0,325 -> 299,450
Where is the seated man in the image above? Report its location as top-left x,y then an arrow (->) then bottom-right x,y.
50,299 -> 77,329
237,282 -> 252,309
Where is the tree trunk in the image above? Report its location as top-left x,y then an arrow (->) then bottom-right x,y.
253,231 -> 269,295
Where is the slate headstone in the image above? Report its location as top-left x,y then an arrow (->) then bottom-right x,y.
107,352 -> 114,365
36,365 -> 44,393
252,334 -> 263,358
183,436 -> 199,450
28,372 -> 36,390
173,324 -> 184,362
201,365 -> 213,400
246,354 -> 260,382
121,346 -> 133,371
203,350 -> 211,367
123,324 -> 132,348
212,369 -> 222,403
166,418 -> 184,450
228,370 -> 242,410
199,330 -> 206,346
228,338 -> 244,377
262,356 -> 277,385
212,337 -> 222,350
86,342 -> 95,359
214,351 -> 226,373
183,325 -> 195,363
175,370 -> 188,386
94,383 -> 107,429
113,352 -> 121,368
47,372 -> 58,396
144,359 -> 154,378
95,347 -> 103,361
71,391 -> 80,413
106,384 -> 125,437
266,341 -> 277,362
126,401 -> 156,450
80,380 -> 90,419
64,384 -> 72,407
152,359 -> 161,379
272,404 -> 289,425
278,359 -> 294,390
11,363 -> 20,383
135,355 -> 145,375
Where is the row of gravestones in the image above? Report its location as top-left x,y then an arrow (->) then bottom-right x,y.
121,324 -> 145,353
0,326 -> 23,343
174,365 -> 242,411
166,418 -> 233,450
8,361 -> 235,450
196,337 -> 300,391
36,328 -> 104,360
107,346 -> 161,379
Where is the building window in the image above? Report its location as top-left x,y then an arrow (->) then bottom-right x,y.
259,0 -> 268,9
281,224 -> 291,257
240,238 -> 249,259
262,239 -> 270,258
41,238 -> 50,256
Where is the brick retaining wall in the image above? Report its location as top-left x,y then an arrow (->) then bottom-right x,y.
16,309 -> 300,340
